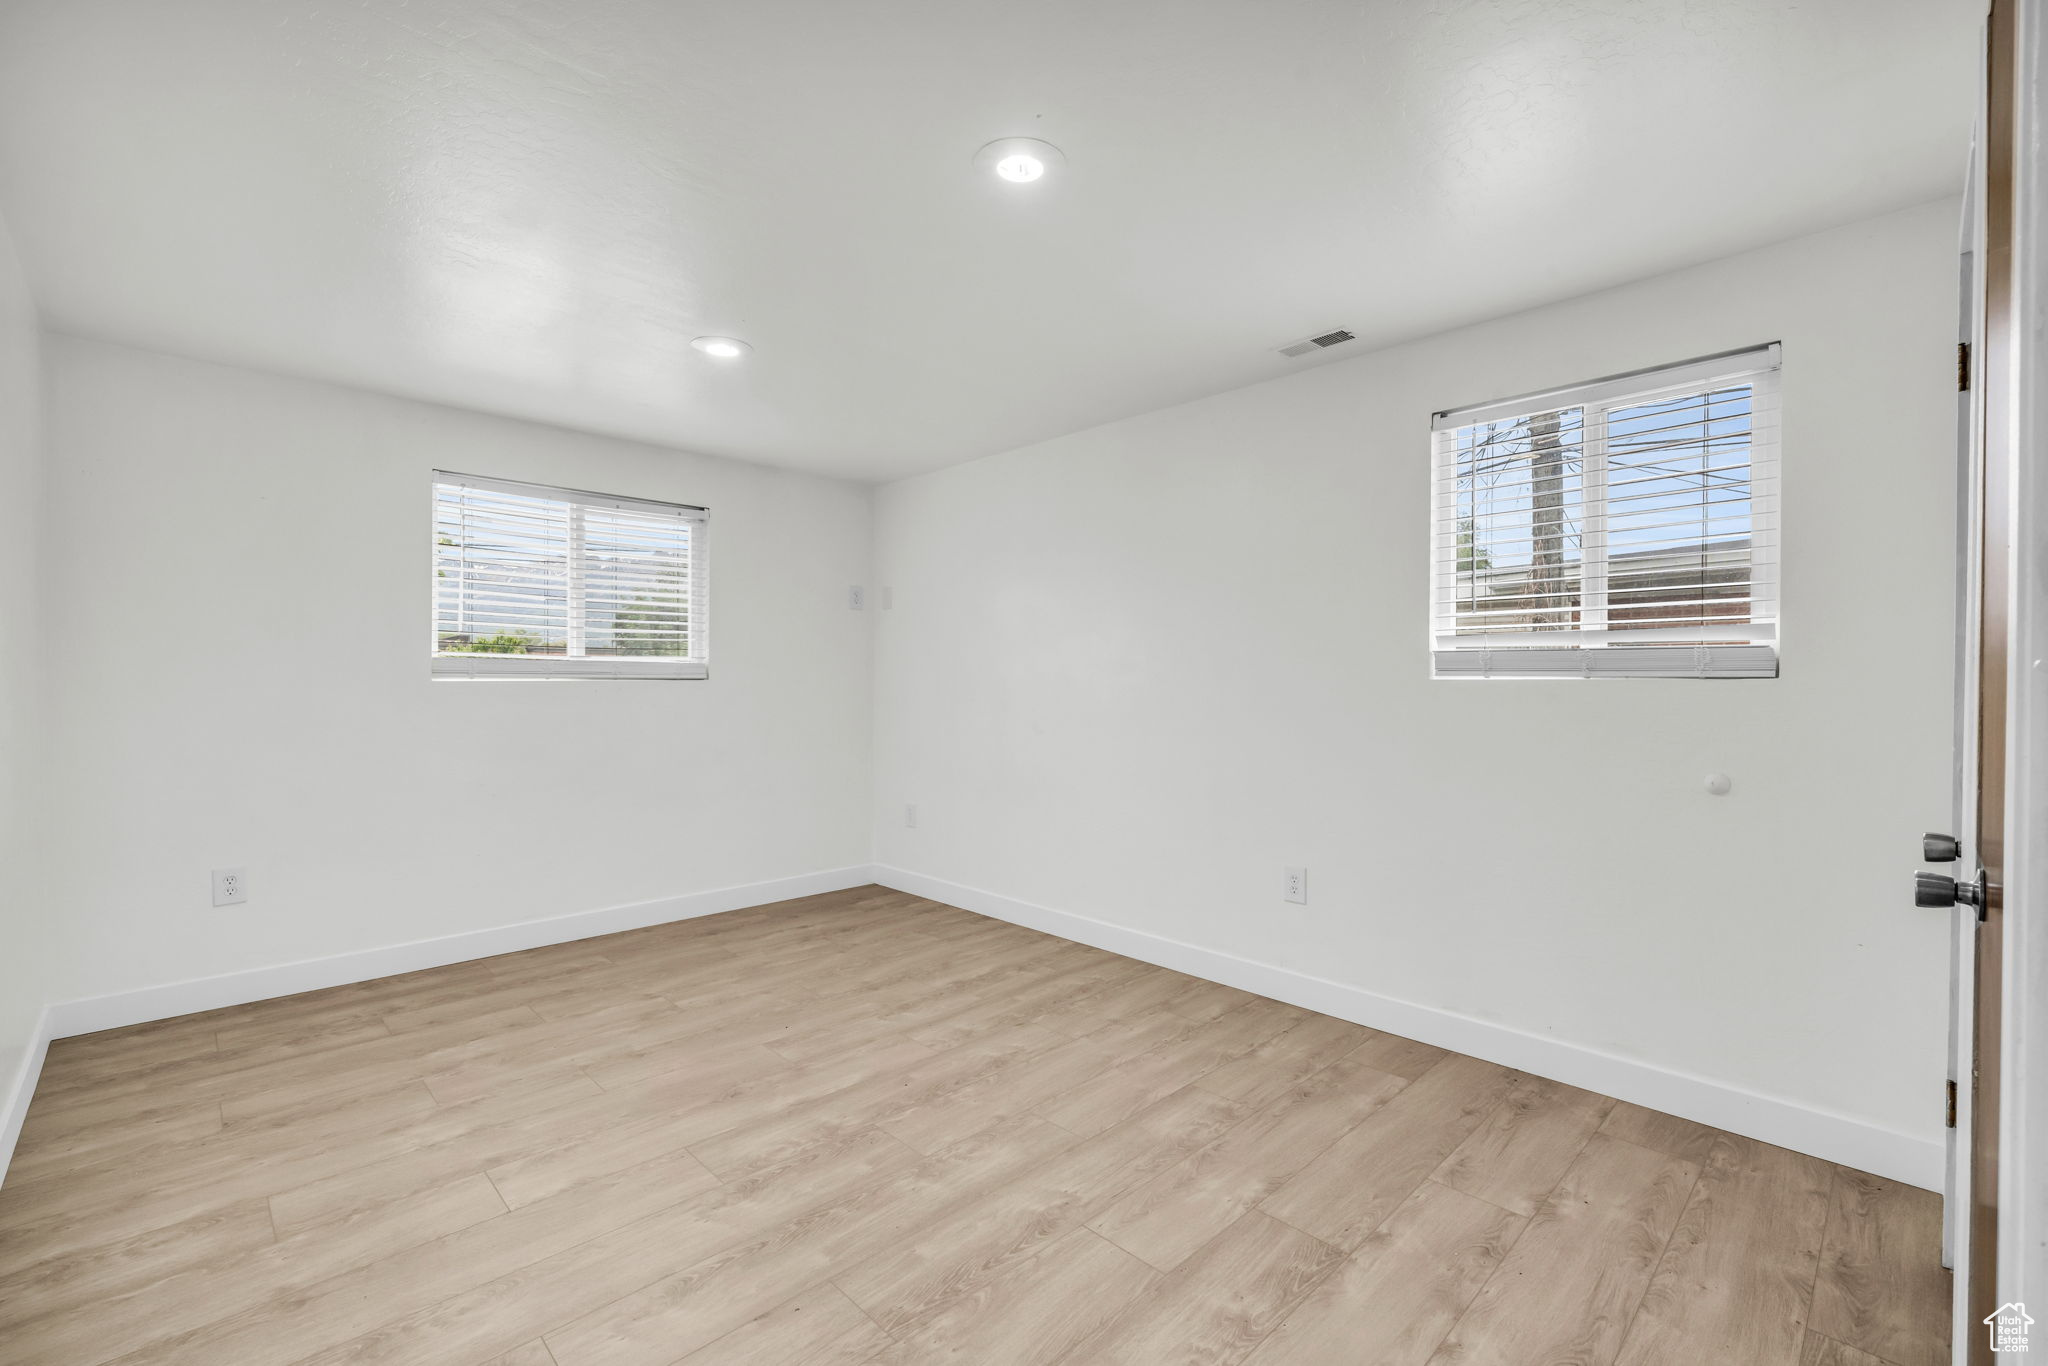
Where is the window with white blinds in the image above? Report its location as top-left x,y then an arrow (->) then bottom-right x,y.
431,473 -> 708,680
1430,344 -> 1780,680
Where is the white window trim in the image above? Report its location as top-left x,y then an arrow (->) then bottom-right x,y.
430,471 -> 710,681
1429,343 -> 1781,680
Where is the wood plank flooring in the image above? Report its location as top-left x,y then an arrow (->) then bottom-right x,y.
0,886 -> 1951,1365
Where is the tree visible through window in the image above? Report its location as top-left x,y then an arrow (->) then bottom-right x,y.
1430,346 -> 1779,679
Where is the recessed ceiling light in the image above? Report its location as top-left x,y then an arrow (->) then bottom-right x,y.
691,336 -> 751,359
997,154 -> 1044,183
973,137 -> 1065,185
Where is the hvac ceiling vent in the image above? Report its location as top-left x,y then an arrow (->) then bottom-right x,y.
1277,329 -> 1356,358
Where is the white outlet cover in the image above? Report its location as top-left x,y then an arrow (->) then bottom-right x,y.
212,867 -> 248,906
905,803 -> 918,828
849,585 -> 865,610
1284,867 -> 1307,905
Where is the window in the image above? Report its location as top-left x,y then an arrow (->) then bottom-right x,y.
431,473 -> 708,679
1430,344 -> 1780,679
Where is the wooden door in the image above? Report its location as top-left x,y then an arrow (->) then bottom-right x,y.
1963,2 -> 2015,1358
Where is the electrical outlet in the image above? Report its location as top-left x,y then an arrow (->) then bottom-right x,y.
849,585 -> 866,610
1283,867 -> 1307,905
905,803 -> 918,829
212,868 -> 248,907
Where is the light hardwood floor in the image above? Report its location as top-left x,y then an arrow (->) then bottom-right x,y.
0,886 -> 1949,1366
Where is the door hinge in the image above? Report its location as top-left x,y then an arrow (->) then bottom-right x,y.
1959,341 -> 1972,391
1947,1078 -> 1958,1128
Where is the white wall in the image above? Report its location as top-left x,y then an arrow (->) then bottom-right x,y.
36,337 -> 873,1006
0,214 -> 45,1137
872,198 -> 1962,1176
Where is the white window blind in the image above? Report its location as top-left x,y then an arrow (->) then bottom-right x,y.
1430,344 -> 1780,680
432,473 -> 708,680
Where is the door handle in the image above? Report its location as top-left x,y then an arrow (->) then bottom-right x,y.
1916,870 -> 1987,916
1917,832 -> 1986,919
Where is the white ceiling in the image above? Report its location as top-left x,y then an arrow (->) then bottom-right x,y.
0,1 -> 1980,481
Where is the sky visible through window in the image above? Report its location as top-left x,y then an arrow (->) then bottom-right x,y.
1451,383 -> 1755,636
433,484 -> 691,658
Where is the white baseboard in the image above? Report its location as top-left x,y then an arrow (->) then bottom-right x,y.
0,864 -> 875,1188
872,864 -> 1945,1192
0,1012 -> 53,1189
43,865 -> 877,1041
